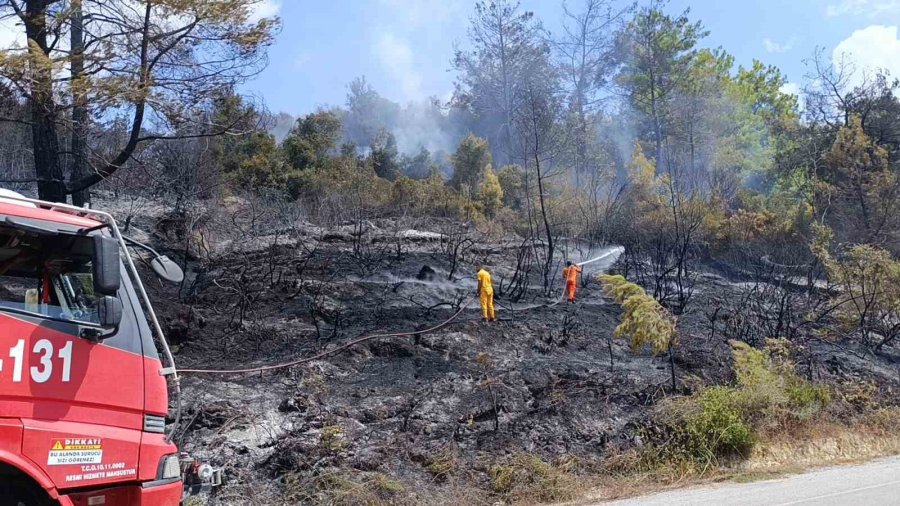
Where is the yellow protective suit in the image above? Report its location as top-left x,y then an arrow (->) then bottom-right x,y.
477,269 -> 495,321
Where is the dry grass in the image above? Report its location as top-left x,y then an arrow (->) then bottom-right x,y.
424,446 -> 459,481
565,415 -> 900,505
282,470 -> 408,506
746,419 -> 900,472
489,453 -> 585,505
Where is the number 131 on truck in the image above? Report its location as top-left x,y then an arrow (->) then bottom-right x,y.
0,189 -> 218,505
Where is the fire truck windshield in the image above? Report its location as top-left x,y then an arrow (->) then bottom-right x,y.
0,223 -> 106,327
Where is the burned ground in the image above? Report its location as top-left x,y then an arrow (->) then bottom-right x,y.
123,203 -> 900,506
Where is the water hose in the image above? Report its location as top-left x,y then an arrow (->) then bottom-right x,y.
179,296 -> 474,375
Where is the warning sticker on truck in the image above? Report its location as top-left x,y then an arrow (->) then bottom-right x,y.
47,439 -> 103,466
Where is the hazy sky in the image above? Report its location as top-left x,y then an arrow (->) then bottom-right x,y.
246,0 -> 900,115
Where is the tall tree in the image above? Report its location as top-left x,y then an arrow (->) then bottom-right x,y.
342,76 -> 400,150
450,133 -> 492,194
515,60 -> 565,292
615,1 -> 707,169
370,129 -> 400,181
554,0 -> 632,181
211,91 -> 282,191
819,115 -> 898,246
0,0 -> 278,202
283,110 -> 343,171
69,0 -> 88,206
453,0 -> 544,164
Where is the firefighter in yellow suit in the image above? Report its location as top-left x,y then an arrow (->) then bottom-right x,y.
477,266 -> 496,322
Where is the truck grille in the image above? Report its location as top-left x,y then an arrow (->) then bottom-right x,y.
144,414 -> 166,433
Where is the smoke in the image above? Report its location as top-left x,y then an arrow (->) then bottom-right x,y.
392,101 -> 461,155
268,111 -> 295,143
340,78 -> 469,164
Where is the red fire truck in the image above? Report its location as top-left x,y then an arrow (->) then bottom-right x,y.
0,191 -> 216,505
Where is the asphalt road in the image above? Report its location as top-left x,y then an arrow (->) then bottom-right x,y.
601,456 -> 900,505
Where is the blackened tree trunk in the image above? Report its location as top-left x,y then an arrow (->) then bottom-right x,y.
25,0 -> 66,202
70,0 -> 89,206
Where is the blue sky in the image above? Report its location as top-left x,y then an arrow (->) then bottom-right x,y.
248,0 -> 900,115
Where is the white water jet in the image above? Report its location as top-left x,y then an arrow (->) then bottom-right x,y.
576,246 -> 625,270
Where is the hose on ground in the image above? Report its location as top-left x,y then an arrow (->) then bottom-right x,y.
178,296 -> 475,375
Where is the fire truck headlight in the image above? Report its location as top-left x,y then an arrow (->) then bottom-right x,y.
198,463 -> 214,481
159,454 -> 182,480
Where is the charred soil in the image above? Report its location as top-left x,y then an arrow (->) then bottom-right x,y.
127,207 -> 900,505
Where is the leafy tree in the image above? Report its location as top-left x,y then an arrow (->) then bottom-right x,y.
478,164 -> 504,218
400,147 -> 435,180
224,132 -> 282,190
818,115 -> 898,245
615,2 -> 707,167
814,229 -> 900,352
370,129 -> 400,181
673,48 -> 772,196
282,110 -> 343,171
343,76 -> 400,149
720,59 -> 799,194
626,142 -> 656,191
450,134 -> 492,193
453,0 -> 545,163
214,89 -> 264,168
0,0 -> 278,202
733,60 -> 798,126
665,48 -> 731,185
496,164 -> 524,209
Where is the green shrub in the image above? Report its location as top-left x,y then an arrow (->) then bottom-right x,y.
687,387 -> 755,456
660,386 -> 754,466
786,383 -> 831,419
648,339 -> 830,471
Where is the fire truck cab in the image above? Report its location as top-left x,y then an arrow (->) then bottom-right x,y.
0,191 -> 207,505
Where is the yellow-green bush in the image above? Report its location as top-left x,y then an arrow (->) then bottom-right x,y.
663,386 -> 754,464
389,171 -> 488,222
729,340 -> 829,422
599,274 -> 677,355
477,164 -> 503,218
650,339 -> 829,470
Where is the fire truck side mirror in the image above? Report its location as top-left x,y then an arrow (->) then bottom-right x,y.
150,255 -> 184,285
92,236 -> 121,296
97,296 -> 123,329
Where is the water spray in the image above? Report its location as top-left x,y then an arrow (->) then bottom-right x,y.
576,246 -> 625,268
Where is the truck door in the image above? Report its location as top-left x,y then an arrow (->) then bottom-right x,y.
0,223 -> 145,487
